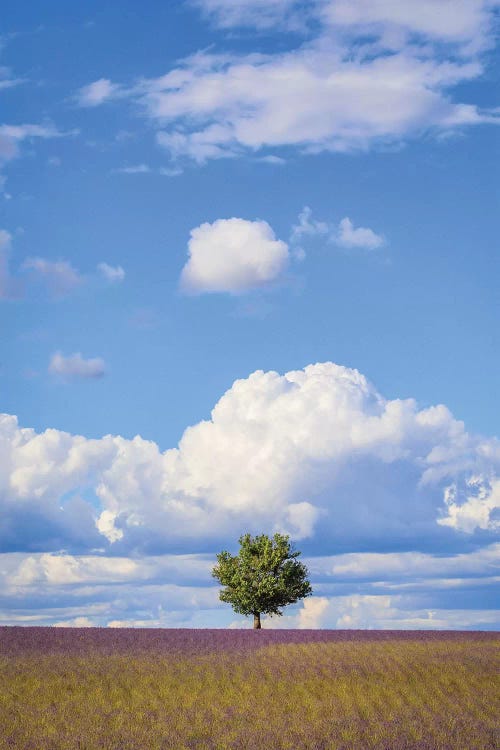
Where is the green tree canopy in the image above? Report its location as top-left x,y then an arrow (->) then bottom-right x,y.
212,532 -> 312,629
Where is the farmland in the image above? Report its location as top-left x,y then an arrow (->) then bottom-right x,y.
0,628 -> 498,749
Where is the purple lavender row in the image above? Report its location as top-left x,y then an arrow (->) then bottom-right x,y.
1,626 -> 497,657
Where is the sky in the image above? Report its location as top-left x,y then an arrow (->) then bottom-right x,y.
1,0 -> 499,630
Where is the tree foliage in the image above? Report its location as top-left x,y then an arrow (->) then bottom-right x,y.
212,533 -> 312,628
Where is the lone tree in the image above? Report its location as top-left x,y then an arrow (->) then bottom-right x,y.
212,532 -> 312,629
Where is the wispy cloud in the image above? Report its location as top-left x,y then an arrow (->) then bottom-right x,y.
290,207 -> 385,253
0,122 -> 77,190
191,0 -> 307,31
194,0 -> 499,54
113,164 -> 151,174
0,229 -> 19,299
0,231 -> 125,300
22,257 -> 84,298
97,262 -> 125,283
48,351 -> 106,381
78,1 -> 500,165
76,78 -> 122,107
0,65 -> 24,90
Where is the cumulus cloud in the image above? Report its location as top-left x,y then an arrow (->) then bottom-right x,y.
180,218 -> 290,293
1,363 -> 499,561
97,262 -> 125,283
48,352 -> 106,381
76,78 -> 121,107
438,476 -> 500,533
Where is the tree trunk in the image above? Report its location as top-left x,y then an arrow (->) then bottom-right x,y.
253,612 -> 261,629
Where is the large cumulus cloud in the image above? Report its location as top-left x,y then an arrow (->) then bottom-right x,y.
1,362 -> 499,556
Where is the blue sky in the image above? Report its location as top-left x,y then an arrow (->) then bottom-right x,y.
1,0 -> 499,629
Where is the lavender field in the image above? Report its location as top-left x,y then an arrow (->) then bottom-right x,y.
0,628 -> 498,750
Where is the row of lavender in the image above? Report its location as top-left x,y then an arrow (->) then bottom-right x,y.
1,626 -> 497,657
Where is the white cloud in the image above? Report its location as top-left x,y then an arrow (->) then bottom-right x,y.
180,217 -> 290,293
438,476 -> 500,533
191,0 -> 306,30
156,128 -> 236,165
76,78 -> 121,107
0,123 -> 63,141
113,163 -> 183,176
336,216 -> 385,250
0,123 -> 72,170
195,0 -> 499,53
7,552 -> 212,589
297,596 -> 330,628
2,544 -> 498,627
262,593 -> 499,630
11,553 -> 139,587
53,616 -> 95,628
307,543 -> 500,582
319,0 -> 498,53
96,509 -> 124,542
22,257 -> 83,297
258,155 -> 286,165
20,2 -> 500,170
48,352 -> 106,381
1,363 -> 499,558
128,0 -> 498,164
0,228 -> 11,248
0,67 -> 23,91
114,164 -> 151,174
290,206 -> 329,244
97,262 -> 125,283
146,48 -> 488,162
0,122 -> 72,191
0,236 -> 123,299
0,229 -> 16,299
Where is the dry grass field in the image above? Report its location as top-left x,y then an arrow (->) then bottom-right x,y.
0,627 -> 498,749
